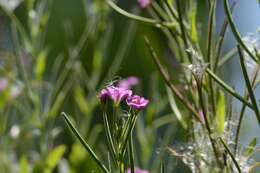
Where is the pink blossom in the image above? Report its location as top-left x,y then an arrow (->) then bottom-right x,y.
118,76 -> 139,89
126,95 -> 149,111
126,168 -> 149,173
100,86 -> 132,105
137,0 -> 151,9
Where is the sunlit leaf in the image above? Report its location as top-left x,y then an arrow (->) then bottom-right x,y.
216,91 -> 225,134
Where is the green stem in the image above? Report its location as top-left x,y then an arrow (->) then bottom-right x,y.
213,1 -> 237,72
61,112 -> 109,173
128,134 -> 135,173
223,0 -> 258,63
206,68 -> 253,109
219,138 -> 242,173
103,112 -> 117,165
237,45 -> 260,124
106,0 -> 176,28
207,0 -> 216,116
234,66 -> 260,155
144,37 -> 201,121
197,86 -> 222,168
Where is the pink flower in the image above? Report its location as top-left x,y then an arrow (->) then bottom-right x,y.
126,168 -> 149,173
126,95 -> 149,111
118,76 -> 139,89
100,86 -> 133,105
137,0 -> 151,9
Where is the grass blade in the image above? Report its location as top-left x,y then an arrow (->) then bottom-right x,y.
61,112 -> 109,173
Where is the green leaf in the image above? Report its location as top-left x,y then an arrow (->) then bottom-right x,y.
19,156 -> 29,173
244,138 -> 257,157
44,145 -> 66,173
216,91 -> 225,134
35,51 -> 47,80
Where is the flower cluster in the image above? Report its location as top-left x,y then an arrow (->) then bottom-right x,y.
99,77 -> 149,111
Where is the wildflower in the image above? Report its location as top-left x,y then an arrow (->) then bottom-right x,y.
126,95 -> 149,111
117,76 -> 139,89
100,86 -> 133,106
126,168 -> 149,173
137,0 -> 151,9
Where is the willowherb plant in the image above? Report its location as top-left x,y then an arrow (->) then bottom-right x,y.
63,77 -> 150,173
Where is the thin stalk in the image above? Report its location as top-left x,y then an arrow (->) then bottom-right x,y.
197,86 -> 222,168
128,134 -> 135,173
206,68 -> 254,109
103,112 -> 117,165
213,1 -> 237,72
234,66 -> 259,154
61,112 -> 109,173
223,0 -> 258,63
220,138 -> 242,173
207,0 -> 216,116
144,37 -> 201,121
106,0 -> 176,28
120,113 -> 138,153
176,0 -> 192,62
237,45 -> 260,124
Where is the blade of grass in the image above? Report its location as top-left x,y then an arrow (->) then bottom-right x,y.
61,112 -> 109,173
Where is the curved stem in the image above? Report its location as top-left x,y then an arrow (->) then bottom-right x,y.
234,64 -> 260,154
238,45 -> 260,124
223,0 -> 258,63
106,0 -> 176,28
